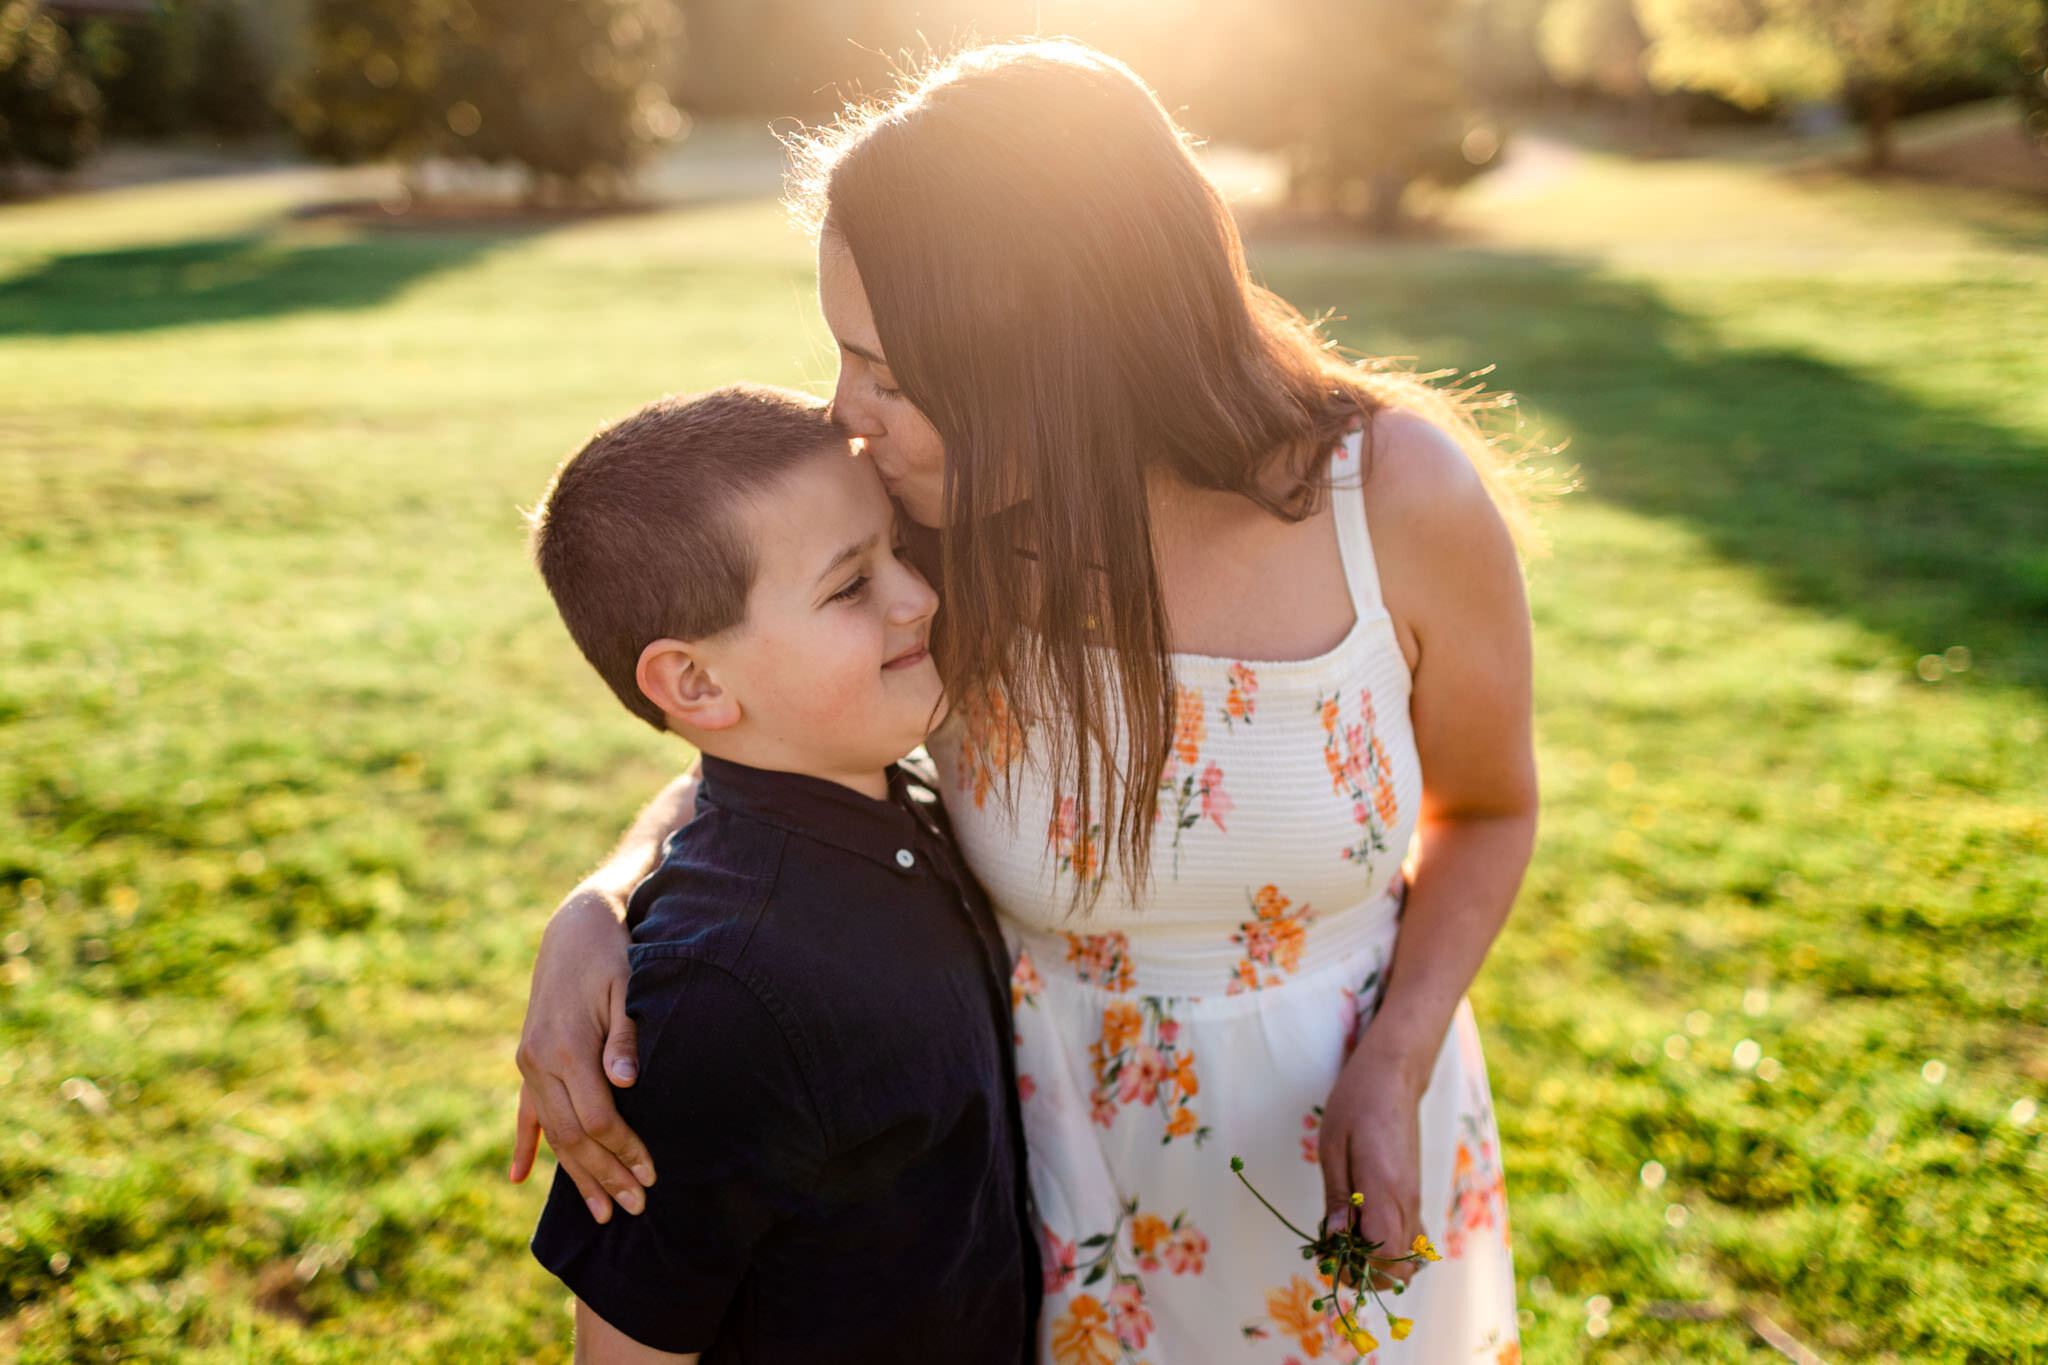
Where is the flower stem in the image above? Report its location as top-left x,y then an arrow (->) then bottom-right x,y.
1230,1165 -> 1319,1244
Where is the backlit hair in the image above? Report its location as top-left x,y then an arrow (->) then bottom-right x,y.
789,40 -> 1534,905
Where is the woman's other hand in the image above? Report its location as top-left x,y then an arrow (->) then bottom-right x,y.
511,889 -> 651,1222
1317,1045 -> 1427,1289
509,772 -> 700,1221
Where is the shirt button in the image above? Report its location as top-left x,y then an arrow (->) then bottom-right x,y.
895,849 -> 916,869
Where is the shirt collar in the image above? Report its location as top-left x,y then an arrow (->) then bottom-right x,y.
697,754 -> 939,874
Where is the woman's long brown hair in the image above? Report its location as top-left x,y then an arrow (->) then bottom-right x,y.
789,40 -> 1536,909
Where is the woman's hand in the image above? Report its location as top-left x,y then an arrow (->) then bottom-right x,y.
510,889 -> 652,1222
1317,1037 -> 1429,1289
508,772 -> 700,1220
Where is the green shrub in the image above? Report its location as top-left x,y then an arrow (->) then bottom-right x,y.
286,0 -> 682,197
0,0 -> 101,184
185,0 -> 274,135
284,0 -> 443,164
437,0 -> 681,197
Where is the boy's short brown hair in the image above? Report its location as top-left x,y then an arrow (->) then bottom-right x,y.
529,385 -> 848,730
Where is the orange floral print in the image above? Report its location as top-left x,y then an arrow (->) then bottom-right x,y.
1101,1000 -> 1143,1055
1129,1213 -> 1170,1270
1240,1272 -> 1376,1362
1317,687 -> 1396,870
1011,949 -> 1045,1013
1157,683 -> 1228,875
1497,1344 -> 1522,1365
1065,931 -> 1134,992
1046,1199 -> 1203,1365
1264,1275 -> 1330,1358
1050,1294 -> 1120,1365
1227,883 -> 1318,994
1443,1105 -> 1508,1259
1301,1107 -> 1322,1164
1087,994 -> 1206,1144
1172,683 -> 1207,767
1049,796 -> 1105,888
955,685 -> 1025,809
1221,660 -> 1258,729
1011,949 -> 1044,1098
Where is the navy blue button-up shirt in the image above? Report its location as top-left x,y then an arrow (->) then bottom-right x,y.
532,754 -> 1037,1362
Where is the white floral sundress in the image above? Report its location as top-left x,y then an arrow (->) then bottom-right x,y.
930,429 -> 1520,1365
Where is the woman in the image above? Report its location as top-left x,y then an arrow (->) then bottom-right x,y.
513,40 -> 1536,1363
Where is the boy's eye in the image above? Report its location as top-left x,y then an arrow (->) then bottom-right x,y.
871,375 -> 901,398
828,575 -> 869,604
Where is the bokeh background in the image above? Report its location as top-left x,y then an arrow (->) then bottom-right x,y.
3,1 -> 2046,1361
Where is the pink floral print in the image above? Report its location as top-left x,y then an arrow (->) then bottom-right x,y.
1443,1100 -> 1509,1260
955,685 -> 1025,809
1064,931 -> 1135,993
1086,994 -> 1206,1144
1317,688 -> 1398,870
1228,883 -> 1318,994
1158,682 -> 1230,874
1043,1199 -> 1206,1365
1222,661 -> 1258,730
1049,795 -> 1106,889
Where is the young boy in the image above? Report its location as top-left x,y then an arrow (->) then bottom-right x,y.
525,385 -> 1036,1363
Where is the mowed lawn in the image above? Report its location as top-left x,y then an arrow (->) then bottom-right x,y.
2,125 -> 2044,1363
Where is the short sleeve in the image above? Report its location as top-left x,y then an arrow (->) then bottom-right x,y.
530,954 -> 827,1353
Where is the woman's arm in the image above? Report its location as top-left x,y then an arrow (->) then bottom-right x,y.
1316,410 -> 1539,1280
510,772 -> 699,1221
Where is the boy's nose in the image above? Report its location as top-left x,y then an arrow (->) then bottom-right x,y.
890,565 -> 939,624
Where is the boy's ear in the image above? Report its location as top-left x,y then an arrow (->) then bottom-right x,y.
636,639 -> 742,731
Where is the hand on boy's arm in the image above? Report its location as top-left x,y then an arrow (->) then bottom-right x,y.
535,960 -> 824,1358
574,1300 -> 699,1365
511,771 -> 700,1216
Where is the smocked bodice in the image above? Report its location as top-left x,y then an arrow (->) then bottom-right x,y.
930,428 -> 1421,975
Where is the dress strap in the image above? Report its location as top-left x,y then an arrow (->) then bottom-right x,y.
1328,425 -> 1385,614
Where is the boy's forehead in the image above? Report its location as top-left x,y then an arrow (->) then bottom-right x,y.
746,446 -> 891,582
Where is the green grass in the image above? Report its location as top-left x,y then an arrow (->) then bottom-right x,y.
2,135 -> 2044,1362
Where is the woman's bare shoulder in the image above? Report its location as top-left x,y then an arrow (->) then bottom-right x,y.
1356,407 -> 1522,654
1358,407 -> 1492,528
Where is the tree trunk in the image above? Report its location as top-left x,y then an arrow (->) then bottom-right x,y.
1863,84 -> 1899,173
1364,172 -> 1407,236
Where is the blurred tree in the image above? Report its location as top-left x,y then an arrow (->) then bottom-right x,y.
438,0 -> 681,198
1196,0 -> 1501,233
1467,0 -> 1561,110
185,1 -> 274,135
286,0 -> 681,199
78,8 -> 182,137
283,0 -> 444,163
1638,0 -> 2037,169
1541,0 -> 1650,101
2023,0 -> 2048,154
0,0 -> 101,189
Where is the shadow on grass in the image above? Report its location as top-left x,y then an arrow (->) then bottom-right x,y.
1261,249 -> 2048,690
0,227 -> 545,336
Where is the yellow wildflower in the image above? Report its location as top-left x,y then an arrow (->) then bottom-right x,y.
1349,1191 -> 1364,1206
1412,1232 -> 1442,1262
1347,1325 -> 1381,1353
1389,1315 -> 1413,1340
